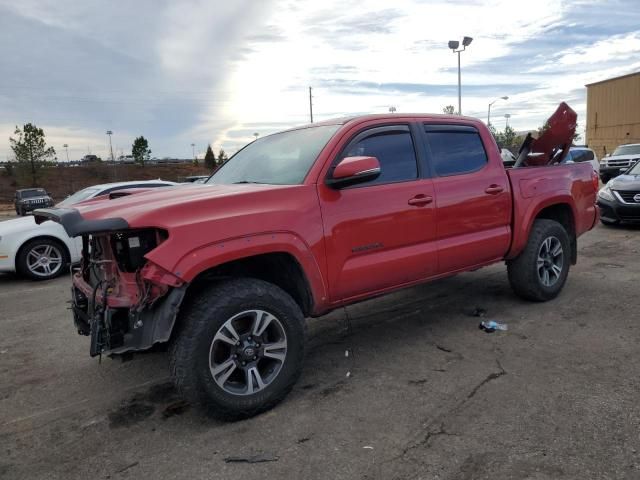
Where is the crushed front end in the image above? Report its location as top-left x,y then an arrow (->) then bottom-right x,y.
35,208 -> 186,357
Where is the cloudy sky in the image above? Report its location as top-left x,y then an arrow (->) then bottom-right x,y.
1,0 -> 639,161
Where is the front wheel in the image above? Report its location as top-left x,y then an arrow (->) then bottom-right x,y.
170,278 -> 306,420
16,238 -> 69,280
507,219 -> 571,302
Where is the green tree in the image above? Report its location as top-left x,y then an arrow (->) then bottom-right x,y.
131,136 -> 151,166
9,123 -> 56,186
442,105 -> 457,115
204,144 -> 216,169
217,148 -> 228,165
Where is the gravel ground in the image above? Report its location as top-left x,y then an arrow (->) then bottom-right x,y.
0,222 -> 639,480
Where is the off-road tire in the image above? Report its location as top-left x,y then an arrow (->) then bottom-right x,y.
16,237 -> 70,280
507,219 -> 571,302
169,278 -> 306,420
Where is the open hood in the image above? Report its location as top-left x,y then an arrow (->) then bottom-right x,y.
514,102 -> 577,167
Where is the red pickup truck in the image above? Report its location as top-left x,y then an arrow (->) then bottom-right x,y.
36,103 -> 598,419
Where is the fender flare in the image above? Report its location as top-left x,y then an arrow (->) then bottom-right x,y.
149,231 -> 329,308
507,194 -> 577,260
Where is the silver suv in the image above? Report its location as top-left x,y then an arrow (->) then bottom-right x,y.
600,143 -> 640,183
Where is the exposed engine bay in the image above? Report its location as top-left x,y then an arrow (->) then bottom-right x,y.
71,229 -> 186,357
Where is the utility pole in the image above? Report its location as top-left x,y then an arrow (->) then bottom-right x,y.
106,130 -> 114,162
191,143 -> 196,160
63,144 -> 69,162
309,86 -> 314,123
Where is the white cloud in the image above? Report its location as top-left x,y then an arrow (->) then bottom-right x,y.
0,0 -> 639,158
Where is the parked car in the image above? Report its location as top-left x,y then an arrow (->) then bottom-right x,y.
500,148 -> 516,167
597,160 -> 640,225
14,188 -> 54,216
36,103 -> 597,420
562,147 -> 599,174
183,175 -> 210,183
0,180 -> 177,280
599,143 -> 640,183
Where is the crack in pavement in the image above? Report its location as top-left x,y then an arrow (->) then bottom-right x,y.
380,358 -> 507,466
466,359 -> 507,400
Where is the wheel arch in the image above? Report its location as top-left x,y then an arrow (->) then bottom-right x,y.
507,196 -> 578,264
185,251 -> 316,317
534,203 -> 577,264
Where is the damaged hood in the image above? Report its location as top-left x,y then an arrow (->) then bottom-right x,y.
33,183 -> 301,236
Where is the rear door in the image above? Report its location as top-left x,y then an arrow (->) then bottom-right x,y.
421,124 -> 512,274
318,123 -> 437,301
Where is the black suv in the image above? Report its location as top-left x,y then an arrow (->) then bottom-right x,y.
14,188 -> 54,216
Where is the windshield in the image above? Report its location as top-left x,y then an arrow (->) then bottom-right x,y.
56,187 -> 100,207
612,145 -> 640,156
208,125 -> 340,185
20,189 -> 46,198
628,161 -> 640,175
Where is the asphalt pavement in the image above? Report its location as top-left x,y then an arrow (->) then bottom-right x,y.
1,223 -> 639,480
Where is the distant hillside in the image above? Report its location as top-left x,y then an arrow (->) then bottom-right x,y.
0,163 -> 211,202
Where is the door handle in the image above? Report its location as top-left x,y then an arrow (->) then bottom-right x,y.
408,194 -> 433,206
485,185 -> 504,195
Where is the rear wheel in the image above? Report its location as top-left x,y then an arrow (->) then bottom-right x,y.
16,238 -> 69,280
507,219 -> 571,302
170,278 -> 306,420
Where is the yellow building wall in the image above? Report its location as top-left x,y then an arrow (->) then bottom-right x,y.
586,73 -> 640,159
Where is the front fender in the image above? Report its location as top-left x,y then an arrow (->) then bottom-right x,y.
145,231 -> 329,309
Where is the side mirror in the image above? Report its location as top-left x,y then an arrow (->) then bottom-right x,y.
326,156 -> 381,189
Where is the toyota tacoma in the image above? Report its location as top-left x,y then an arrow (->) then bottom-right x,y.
35,103 -> 598,420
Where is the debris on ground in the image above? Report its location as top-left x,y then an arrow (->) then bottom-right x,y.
478,320 -> 508,333
224,453 -> 279,464
363,446 -> 374,450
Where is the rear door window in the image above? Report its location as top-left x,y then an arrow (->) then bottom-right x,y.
423,125 -> 488,176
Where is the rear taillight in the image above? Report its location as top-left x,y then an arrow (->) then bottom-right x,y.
591,170 -> 599,193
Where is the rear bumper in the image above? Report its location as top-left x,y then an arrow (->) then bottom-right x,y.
596,197 -> 640,223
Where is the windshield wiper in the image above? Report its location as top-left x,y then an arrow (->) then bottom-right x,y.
232,181 -> 267,184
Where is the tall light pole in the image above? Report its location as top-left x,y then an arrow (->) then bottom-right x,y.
106,130 -> 114,162
253,133 -> 259,141
62,144 -> 69,162
191,143 -> 195,160
308,86 -> 314,123
504,113 -> 511,128
487,96 -> 509,126
448,36 -> 473,115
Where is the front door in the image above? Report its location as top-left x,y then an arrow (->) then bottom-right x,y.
318,124 -> 437,302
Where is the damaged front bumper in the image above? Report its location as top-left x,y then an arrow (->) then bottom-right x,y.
71,275 -> 187,357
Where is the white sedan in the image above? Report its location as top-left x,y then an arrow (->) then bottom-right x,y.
0,180 -> 177,280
